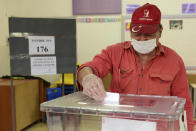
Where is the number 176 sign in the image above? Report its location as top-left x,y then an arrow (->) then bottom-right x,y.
28,36 -> 55,55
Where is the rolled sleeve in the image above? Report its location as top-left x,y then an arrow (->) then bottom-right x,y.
77,47 -> 113,79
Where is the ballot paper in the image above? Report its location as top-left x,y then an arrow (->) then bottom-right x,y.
103,92 -> 120,105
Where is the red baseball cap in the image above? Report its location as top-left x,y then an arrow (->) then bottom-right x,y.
130,3 -> 161,34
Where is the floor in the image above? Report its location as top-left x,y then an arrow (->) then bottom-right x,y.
24,122 -> 47,131
24,121 -> 196,131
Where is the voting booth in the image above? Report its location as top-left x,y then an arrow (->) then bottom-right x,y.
41,92 -> 186,131
8,17 -> 77,131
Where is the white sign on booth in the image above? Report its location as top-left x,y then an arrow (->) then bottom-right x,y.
28,36 -> 55,55
30,56 -> 56,75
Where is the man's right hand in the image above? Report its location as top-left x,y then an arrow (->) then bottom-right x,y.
82,74 -> 106,101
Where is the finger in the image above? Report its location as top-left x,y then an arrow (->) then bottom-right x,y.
84,85 -> 104,101
83,88 -> 92,97
96,79 -> 106,97
90,86 -> 102,100
92,83 -> 105,101
91,82 -> 102,96
83,84 -> 95,97
84,83 -> 101,100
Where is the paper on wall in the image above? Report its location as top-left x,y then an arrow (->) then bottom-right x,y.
30,56 -> 56,75
28,36 -> 55,55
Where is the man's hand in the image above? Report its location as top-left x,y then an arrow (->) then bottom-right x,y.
82,74 -> 106,101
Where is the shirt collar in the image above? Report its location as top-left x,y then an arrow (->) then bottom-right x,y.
123,41 -> 132,49
123,41 -> 165,56
155,43 -> 165,56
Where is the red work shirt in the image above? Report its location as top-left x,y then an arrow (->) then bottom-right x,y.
78,41 -> 194,131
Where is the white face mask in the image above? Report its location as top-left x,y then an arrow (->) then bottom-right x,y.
131,38 -> 157,54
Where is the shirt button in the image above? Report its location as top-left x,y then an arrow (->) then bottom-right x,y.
141,74 -> 144,78
139,88 -> 142,92
120,76 -> 124,78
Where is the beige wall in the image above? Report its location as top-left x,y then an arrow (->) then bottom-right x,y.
76,15 -> 122,63
0,0 -> 20,76
18,0 -> 72,17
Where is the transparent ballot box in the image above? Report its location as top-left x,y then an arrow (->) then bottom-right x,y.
40,92 -> 186,131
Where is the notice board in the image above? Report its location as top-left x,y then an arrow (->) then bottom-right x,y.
9,17 -> 76,75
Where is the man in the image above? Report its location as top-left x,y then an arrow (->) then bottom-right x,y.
77,3 -> 194,131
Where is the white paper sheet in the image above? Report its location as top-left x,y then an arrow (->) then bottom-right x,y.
30,56 -> 56,75
28,36 -> 55,55
102,117 -> 156,131
103,92 -> 120,105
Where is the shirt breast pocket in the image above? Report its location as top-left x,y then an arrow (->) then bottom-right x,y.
119,68 -> 134,91
149,73 -> 174,96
